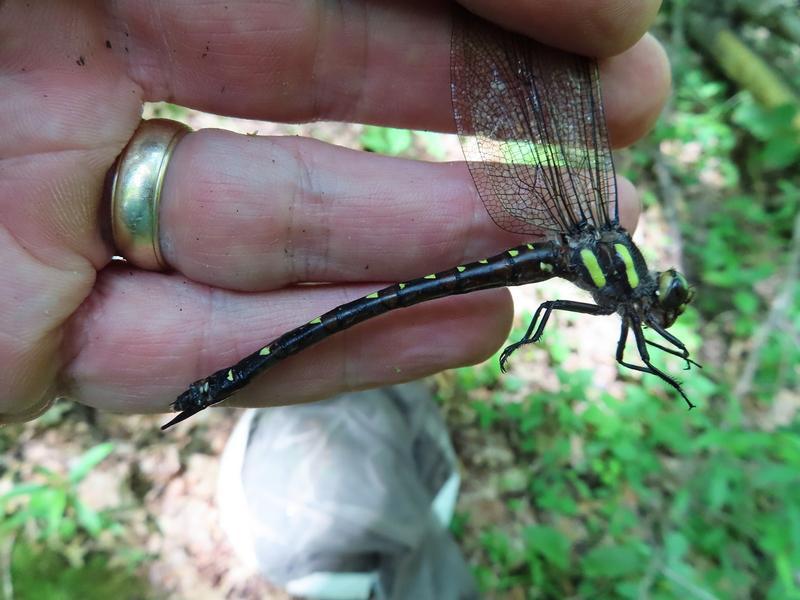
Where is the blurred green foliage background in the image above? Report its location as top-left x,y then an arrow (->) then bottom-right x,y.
438,1 -> 800,598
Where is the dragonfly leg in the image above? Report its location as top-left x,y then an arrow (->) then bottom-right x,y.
644,338 -> 701,370
500,300 -> 613,372
616,320 -> 695,409
645,320 -> 701,370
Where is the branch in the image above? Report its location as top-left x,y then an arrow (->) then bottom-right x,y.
686,16 -> 800,129
733,207 -> 800,398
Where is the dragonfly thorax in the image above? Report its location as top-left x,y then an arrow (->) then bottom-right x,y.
567,227 -> 656,308
564,227 -> 694,333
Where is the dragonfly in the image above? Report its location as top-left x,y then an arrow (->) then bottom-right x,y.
162,9 -> 697,430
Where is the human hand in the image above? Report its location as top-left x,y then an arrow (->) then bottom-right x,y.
0,0 -> 669,422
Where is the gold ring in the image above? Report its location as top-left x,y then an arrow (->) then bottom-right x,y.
109,119 -> 190,270
2,120 -> 191,426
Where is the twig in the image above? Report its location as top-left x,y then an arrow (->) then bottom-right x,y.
733,208 -> 800,398
637,546 -> 663,599
0,534 -> 14,600
661,566 -> 721,600
651,150 -> 687,263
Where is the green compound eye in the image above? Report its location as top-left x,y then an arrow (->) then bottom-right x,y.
658,269 -> 694,327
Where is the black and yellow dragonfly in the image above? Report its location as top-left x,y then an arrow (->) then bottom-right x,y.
163,9 -> 697,430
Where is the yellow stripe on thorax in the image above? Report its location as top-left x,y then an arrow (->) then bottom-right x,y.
614,243 -> 640,289
580,248 -> 607,288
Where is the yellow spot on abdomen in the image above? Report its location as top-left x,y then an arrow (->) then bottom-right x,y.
226,370 -> 234,381
540,262 -> 553,273
508,249 -> 519,257
309,317 -> 322,325
424,274 -> 436,280
614,243 -> 639,289
398,283 -> 406,290
580,248 -> 607,288
526,243 -> 534,250
366,292 -> 379,299
457,266 -> 466,273
259,346 -> 271,356
478,259 -> 488,264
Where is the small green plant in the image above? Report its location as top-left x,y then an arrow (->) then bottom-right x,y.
360,126 -> 414,155
0,443 -> 159,599
452,356 -> 800,598
359,126 -> 450,158
0,442 -> 117,544
7,543 -> 158,600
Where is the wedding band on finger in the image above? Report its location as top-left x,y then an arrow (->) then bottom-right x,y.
109,118 -> 190,271
1,120 -> 191,426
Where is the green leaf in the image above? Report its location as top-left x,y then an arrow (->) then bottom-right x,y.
360,126 -> 413,156
74,499 -> 104,537
523,525 -> 571,570
774,553 -> 796,597
11,543 -> 161,600
708,468 -> 731,511
30,488 -> 67,536
472,400 -> 498,430
69,442 -> 115,484
752,465 -> 800,489
502,374 -> 524,393
732,290 -> 760,316
499,467 -> 529,494
0,483 -> 47,505
581,544 -> 643,578
732,101 -> 798,140
0,511 -> 29,535
760,134 -> 800,170
33,465 -> 58,480
665,531 -> 689,565
58,517 -> 78,540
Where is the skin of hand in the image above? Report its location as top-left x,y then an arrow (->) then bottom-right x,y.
0,0 -> 668,420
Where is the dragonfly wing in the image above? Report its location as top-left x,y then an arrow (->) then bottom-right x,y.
451,9 -> 618,236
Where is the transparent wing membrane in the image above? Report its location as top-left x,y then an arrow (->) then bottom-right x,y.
451,10 -> 618,236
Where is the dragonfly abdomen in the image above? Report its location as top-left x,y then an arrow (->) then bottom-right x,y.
164,240 -> 566,427
254,240 -> 565,363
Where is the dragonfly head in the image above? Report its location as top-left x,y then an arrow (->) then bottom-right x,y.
653,269 -> 694,328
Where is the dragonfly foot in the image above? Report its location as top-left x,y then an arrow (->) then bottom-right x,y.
499,343 -> 523,372
676,383 -> 695,410
683,357 -> 702,371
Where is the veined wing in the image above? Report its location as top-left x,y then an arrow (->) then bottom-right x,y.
451,9 -> 618,236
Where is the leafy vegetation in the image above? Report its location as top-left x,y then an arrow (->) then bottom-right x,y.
444,353 -> 799,598
435,2 -> 800,597
9,544 -> 159,600
360,125 -> 449,159
1,443 -> 117,542
0,442 -> 156,599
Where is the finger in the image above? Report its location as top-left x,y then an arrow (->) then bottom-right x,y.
602,35 -> 671,148
110,1 -> 668,142
0,0 -> 142,418
63,267 -> 513,413
159,130 -> 640,290
461,0 -> 662,57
